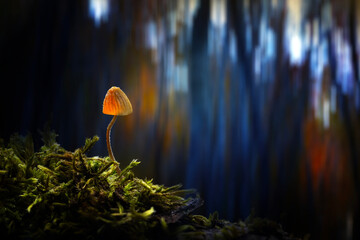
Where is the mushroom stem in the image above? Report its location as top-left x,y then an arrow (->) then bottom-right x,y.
106,115 -> 121,174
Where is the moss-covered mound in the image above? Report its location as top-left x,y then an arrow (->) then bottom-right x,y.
0,131 -> 300,240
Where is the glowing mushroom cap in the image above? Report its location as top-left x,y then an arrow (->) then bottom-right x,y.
103,86 -> 133,116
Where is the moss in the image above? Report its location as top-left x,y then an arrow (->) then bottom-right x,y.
0,131 -> 301,240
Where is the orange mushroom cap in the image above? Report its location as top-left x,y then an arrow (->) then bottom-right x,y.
103,86 -> 133,116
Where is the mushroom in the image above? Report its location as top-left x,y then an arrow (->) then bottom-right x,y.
103,86 -> 133,174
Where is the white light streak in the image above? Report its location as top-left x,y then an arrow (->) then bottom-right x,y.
89,0 -> 109,27
289,35 -> 303,65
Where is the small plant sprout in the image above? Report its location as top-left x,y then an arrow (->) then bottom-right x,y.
102,86 -> 132,174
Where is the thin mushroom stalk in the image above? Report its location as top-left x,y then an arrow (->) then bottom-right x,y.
102,86 -> 133,175
106,115 -> 121,174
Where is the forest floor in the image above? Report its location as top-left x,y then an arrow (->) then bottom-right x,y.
0,130 -> 302,239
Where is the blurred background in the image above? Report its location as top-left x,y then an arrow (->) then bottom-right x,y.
1,0 -> 360,239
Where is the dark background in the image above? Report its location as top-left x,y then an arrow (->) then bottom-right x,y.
1,1 -> 360,239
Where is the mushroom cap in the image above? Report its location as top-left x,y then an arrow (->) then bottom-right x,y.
103,86 -> 133,116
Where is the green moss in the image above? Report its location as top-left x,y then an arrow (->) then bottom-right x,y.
0,131 -> 300,240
